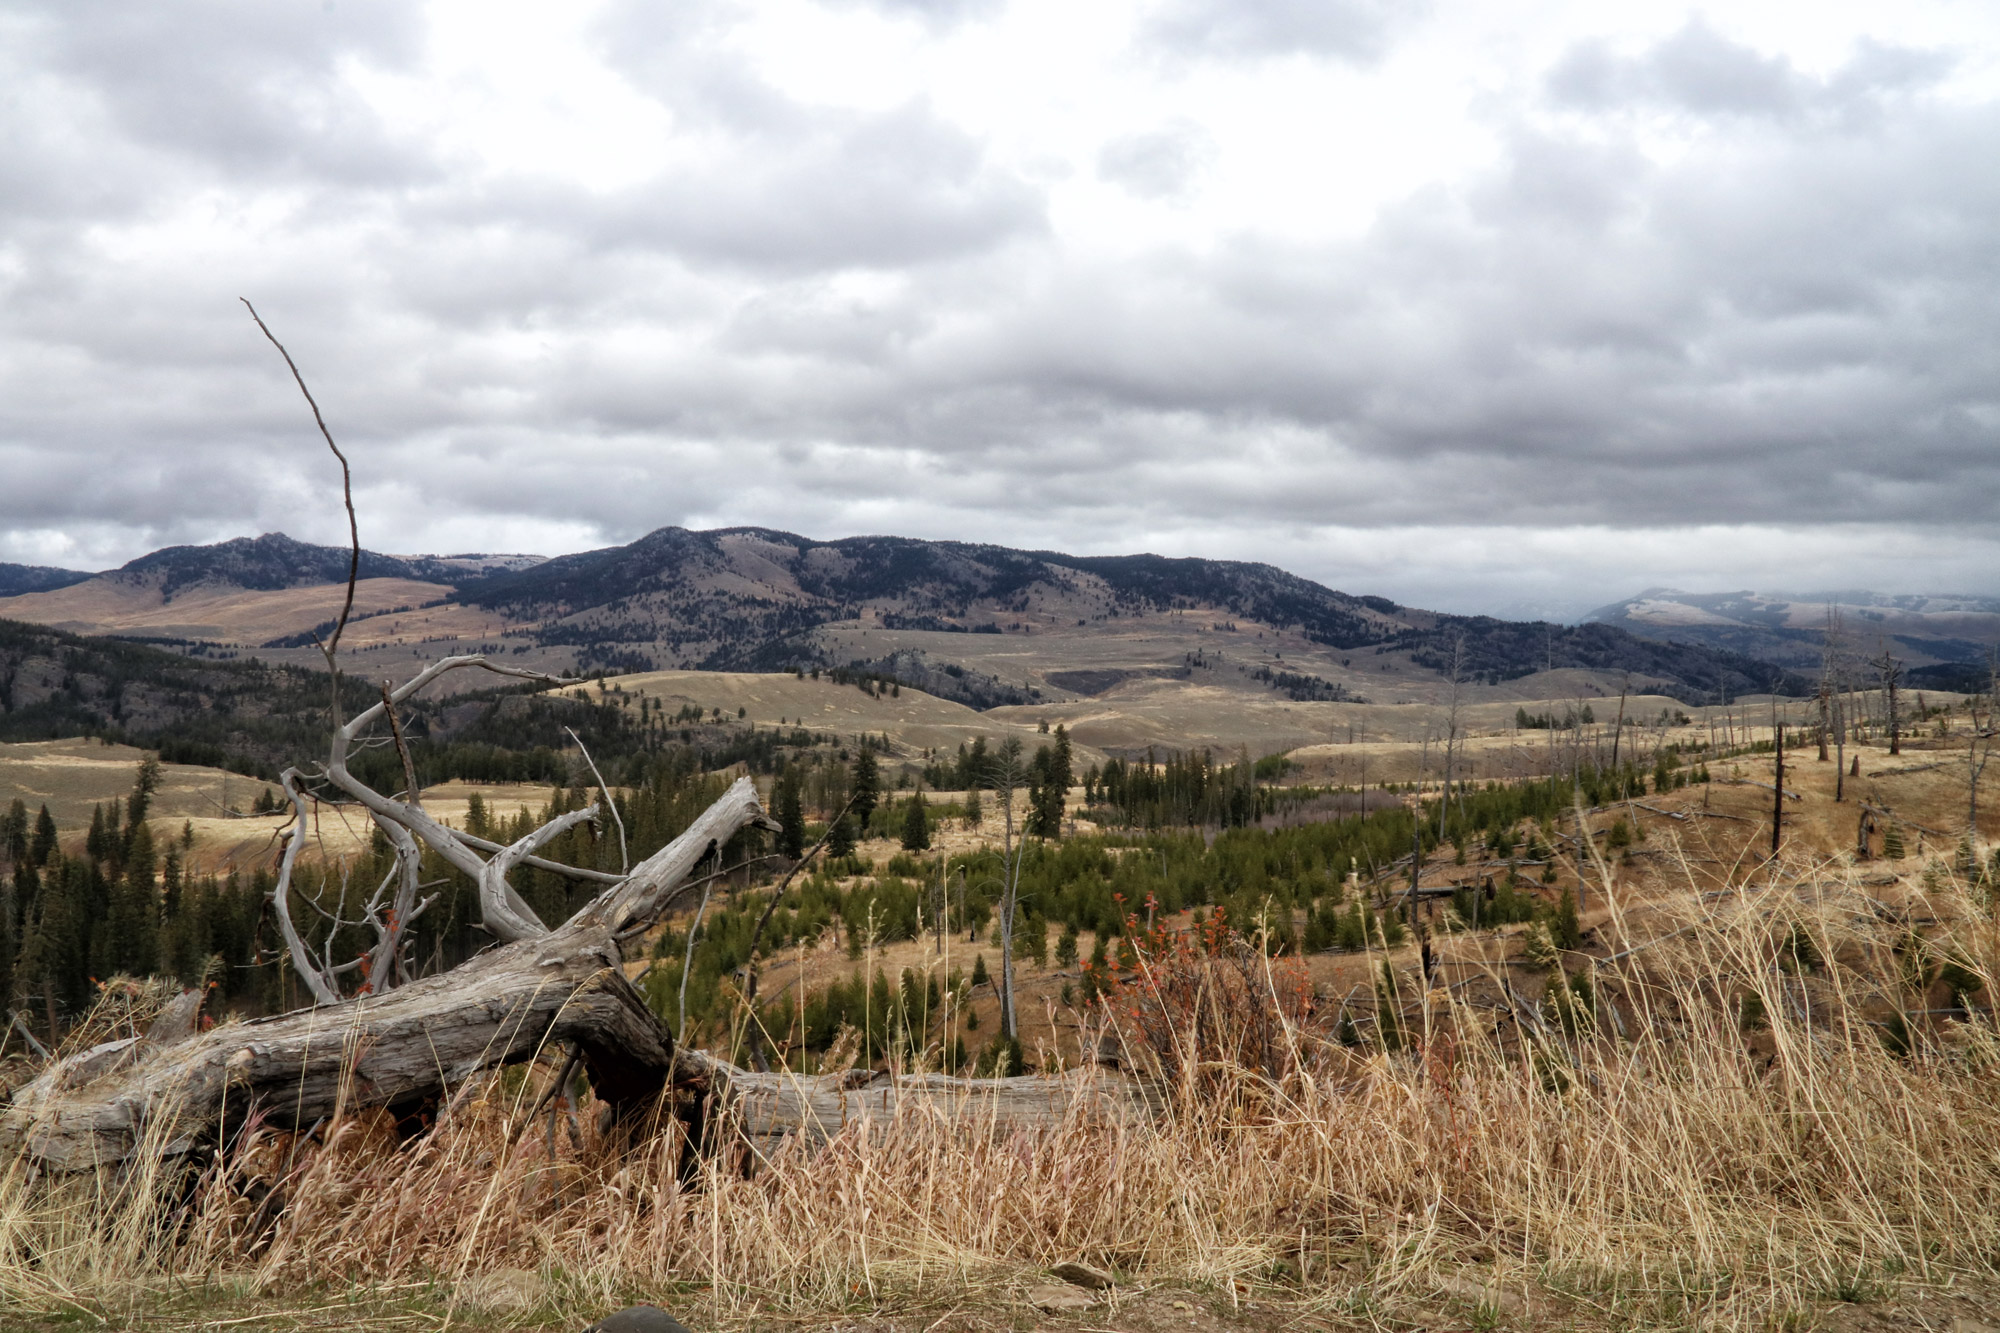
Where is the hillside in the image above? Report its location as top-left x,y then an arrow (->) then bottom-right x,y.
455,526 -> 1806,705
0,528 -> 1810,711
0,618 -> 703,787
1586,587 -> 2000,689
0,562 -> 91,597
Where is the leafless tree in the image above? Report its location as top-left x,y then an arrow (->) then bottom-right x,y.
1967,655 -> 1997,839
1823,607 -> 1850,802
1436,636 -> 1465,847
1876,647 -> 1903,757
989,737 -> 1030,1041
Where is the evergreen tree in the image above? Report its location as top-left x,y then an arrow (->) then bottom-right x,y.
30,805 -> 56,866
126,756 -> 163,844
3,799 -> 26,867
1050,724 -> 1073,795
901,790 -> 930,852
12,859 -> 37,941
776,773 -> 806,860
100,823 -> 159,978
1018,911 -> 1048,967
1549,886 -> 1583,951
826,814 -> 856,860
161,846 -> 183,922
31,859 -> 93,1020
851,748 -> 880,832
85,804 -> 110,864
0,874 -> 14,1009
964,786 -> 982,827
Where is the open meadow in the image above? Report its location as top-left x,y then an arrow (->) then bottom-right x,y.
4,682 -> 2000,1333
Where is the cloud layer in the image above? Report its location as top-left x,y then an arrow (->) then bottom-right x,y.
2,0 -> 1997,617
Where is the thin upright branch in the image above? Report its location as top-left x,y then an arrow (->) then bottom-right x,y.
381,681 -> 422,806
566,725 -> 627,874
241,299 -> 360,677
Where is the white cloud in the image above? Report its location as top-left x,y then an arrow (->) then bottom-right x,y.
2,0 -> 1999,616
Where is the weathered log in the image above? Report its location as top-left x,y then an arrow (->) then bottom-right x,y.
0,778 -> 776,1172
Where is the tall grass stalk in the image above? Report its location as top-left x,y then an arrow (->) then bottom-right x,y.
3,853 -> 1998,1327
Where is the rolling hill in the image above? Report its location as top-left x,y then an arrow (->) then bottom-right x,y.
0,527 -> 1810,713
0,562 -> 92,597
1584,588 -> 2000,690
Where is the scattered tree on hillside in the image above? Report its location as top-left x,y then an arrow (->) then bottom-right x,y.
901,789 -> 930,852
852,748 -> 880,831
776,771 -> 806,860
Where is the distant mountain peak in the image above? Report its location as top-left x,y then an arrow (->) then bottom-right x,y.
108,532 -> 543,598
0,562 -> 93,598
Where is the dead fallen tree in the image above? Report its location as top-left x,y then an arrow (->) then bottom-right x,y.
1,310 -> 1152,1174
1,771 -> 775,1171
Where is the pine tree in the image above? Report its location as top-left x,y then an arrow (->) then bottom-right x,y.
160,846 -> 183,922
31,859 -> 93,1021
85,804 -> 109,864
776,774 -> 806,860
827,814 -> 856,860
100,823 -> 159,978
30,805 -> 56,866
964,786 -> 982,828
0,873 -> 14,1009
900,790 -> 930,852
126,756 -> 162,844
1050,724 -> 1073,793
3,798 -> 26,867
852,749 -> 880,833
1549,886 -> 1583,951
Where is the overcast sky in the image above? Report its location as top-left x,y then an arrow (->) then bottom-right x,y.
2,0 -> 1997,619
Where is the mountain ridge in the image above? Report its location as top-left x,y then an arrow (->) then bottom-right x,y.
0,527 -> 1812,706
1585,587 -> 2000,689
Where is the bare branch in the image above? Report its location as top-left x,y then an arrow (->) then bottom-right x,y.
453,834 -> 624,884
380,680 -> 422,805
679,860 -> 717,1035
569,776 -> 780,935
747,789 -> 860,960
241,299 -> 360,674
478,804 -> 599,940
566,725 -> 627,873
272,769 -> 342,1006
322,655 -> 582,937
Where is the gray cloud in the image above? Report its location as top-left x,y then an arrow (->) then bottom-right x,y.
0,4 -> 1995,617
1097,124 -> 1215,199
1144,0 -> 1410,62
1547,20 -> 1955,123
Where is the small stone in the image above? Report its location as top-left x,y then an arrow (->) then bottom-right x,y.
1028,1283 -> 1098,1312
458,1267 -> 540,1314
1050,1261 -> 1115,1290
583,1306 -> 694,1333
1171,1300 -> 1191,1311
1952,1320 -> 1999,1333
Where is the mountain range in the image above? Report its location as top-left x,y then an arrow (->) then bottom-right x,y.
1,528 -> 1808,709
1584,588 -> 2000,690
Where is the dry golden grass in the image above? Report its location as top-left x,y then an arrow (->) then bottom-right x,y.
6,840 -> 2000,1332
0,576 -> 458,643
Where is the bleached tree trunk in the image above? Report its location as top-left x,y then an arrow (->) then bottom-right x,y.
0,778 -> 778,1170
